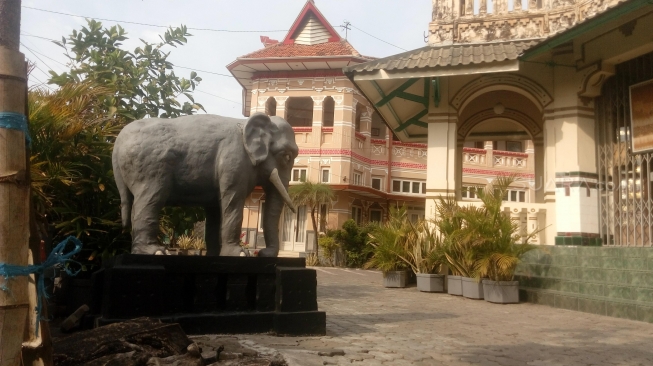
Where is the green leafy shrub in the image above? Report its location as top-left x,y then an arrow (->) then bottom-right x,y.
318,236 -> 339,266
330,220 -> 373,268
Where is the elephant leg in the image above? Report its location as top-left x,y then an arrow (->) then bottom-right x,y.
131,188 -> 167,255
219,192 -> 246,256
204,204 -> 221,256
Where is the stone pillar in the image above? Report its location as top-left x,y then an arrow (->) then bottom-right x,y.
514,0 -> 522,11
274,96 -> 288,120
484,140 -> 494,168
548,52 -> 601,246
425,120 -> 458,220
253,95 -> 269,115
479,0 -> 487,14
311,95 -> 325,145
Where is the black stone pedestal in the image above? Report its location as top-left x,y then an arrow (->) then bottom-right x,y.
92,255 -> 326,336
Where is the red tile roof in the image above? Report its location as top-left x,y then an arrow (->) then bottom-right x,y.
238,40 -> 370,59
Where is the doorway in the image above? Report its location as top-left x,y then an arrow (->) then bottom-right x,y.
281,205 -> 307,252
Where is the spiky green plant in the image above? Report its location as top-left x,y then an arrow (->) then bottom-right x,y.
471,176 -> 539,281
394,220 -> 444,274
434,175 -> 540,281
364,206 -> 410,274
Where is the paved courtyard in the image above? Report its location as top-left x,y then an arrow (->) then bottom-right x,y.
198,267 -> 653,365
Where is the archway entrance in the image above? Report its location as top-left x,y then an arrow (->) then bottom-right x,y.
456,89 -> 545,203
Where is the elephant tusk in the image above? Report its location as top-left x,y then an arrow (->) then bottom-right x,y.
269,168 -> 296,213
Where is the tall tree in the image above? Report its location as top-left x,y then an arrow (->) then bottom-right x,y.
0,1 -> 30,365
49,19 -> 204,120
289,181 -> 334,257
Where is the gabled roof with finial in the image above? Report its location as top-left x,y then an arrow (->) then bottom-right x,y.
227,0 -> 374,116
233,1 -> 368,59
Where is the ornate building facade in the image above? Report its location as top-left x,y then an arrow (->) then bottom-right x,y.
229,1 -> 535,255
346,0 -> 653,247
429,0 -> 627,45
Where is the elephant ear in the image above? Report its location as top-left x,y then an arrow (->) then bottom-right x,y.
243,113 -> 273,166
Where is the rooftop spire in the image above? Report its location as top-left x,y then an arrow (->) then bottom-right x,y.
282,0 -> 341,45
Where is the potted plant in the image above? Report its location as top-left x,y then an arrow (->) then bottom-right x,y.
190,237 -> 206,256
434,196 -> 476,296
365,206 -> 410,288
472,177 -> 539,304
395,221 -> 445,292
176,235 -> 194,255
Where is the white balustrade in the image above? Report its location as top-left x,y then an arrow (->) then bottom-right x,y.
458,201 -> 547,245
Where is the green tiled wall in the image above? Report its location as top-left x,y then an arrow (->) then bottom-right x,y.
515,247 -> 653,323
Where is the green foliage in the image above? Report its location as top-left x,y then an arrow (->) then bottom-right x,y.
330,220 -> 373,268
395,220 -> 444,274
29,81 -> 131,263
318,236 -> 338,266
436,176 -> 539,281
364,206 -> 411,274
49,20 -> 204,120
30,21 -> 206,267
159,206 -> 206,247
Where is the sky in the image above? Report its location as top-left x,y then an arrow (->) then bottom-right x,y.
19,0 -> 432,118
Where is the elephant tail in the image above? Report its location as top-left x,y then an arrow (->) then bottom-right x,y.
112,146 -> 133,229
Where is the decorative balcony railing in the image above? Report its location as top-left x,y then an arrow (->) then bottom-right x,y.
459,201 -> 548,245
493,150 -> 528,168
393,142 -> 427,160
462,148 -> 530,169
463,147 -> 487,165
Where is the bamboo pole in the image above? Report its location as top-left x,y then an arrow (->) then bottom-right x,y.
0,1 -> 30,366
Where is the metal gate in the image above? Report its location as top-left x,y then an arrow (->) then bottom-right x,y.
596,51 -> 653,246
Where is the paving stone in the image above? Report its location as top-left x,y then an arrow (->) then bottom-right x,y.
195,268 -> 653,366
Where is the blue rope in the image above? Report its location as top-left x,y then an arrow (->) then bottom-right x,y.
0,236 -> 83,334
0,112 -> 31,149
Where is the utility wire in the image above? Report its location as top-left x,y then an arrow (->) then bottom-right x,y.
23,6 -> 287,33
175,65 -> 233,78
348,24 -> 407,51
21,33 -> 56,42
21,41 -> 68,67
195,90 -> 241,105
21,43 -> 59,81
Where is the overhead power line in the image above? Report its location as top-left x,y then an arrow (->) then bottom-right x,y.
175,66 -> 233,78
23,6 -> 288,33
195,90 -> 241,105
348,24 -> 407,52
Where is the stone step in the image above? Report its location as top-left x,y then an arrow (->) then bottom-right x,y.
278,250 -> 301,258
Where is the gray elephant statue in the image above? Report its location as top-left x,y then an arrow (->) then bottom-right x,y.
112,113 -> 298,256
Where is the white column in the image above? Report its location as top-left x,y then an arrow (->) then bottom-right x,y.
548,51 -> 601,246
274,96 -> 289,120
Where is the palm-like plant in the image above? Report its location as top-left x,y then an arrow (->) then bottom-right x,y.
364,206 -> 410,274
394,220 -> 444,274
435,196 -> 478,277
29,81 -> 132,263
435,175 -> 538,281
471,176 -> 538,281
289,181 -> 335,257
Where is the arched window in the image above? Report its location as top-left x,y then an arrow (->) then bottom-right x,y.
265,97 -> 276,117
286,97 -> 313,127
322,96 -> 334,127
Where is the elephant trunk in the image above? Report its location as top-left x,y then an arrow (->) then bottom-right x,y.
269,168 -> 295,213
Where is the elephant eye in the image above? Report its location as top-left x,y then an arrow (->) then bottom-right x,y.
284,154 -> 291,162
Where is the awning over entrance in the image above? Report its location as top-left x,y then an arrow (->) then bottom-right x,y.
343,40 -> 539,142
